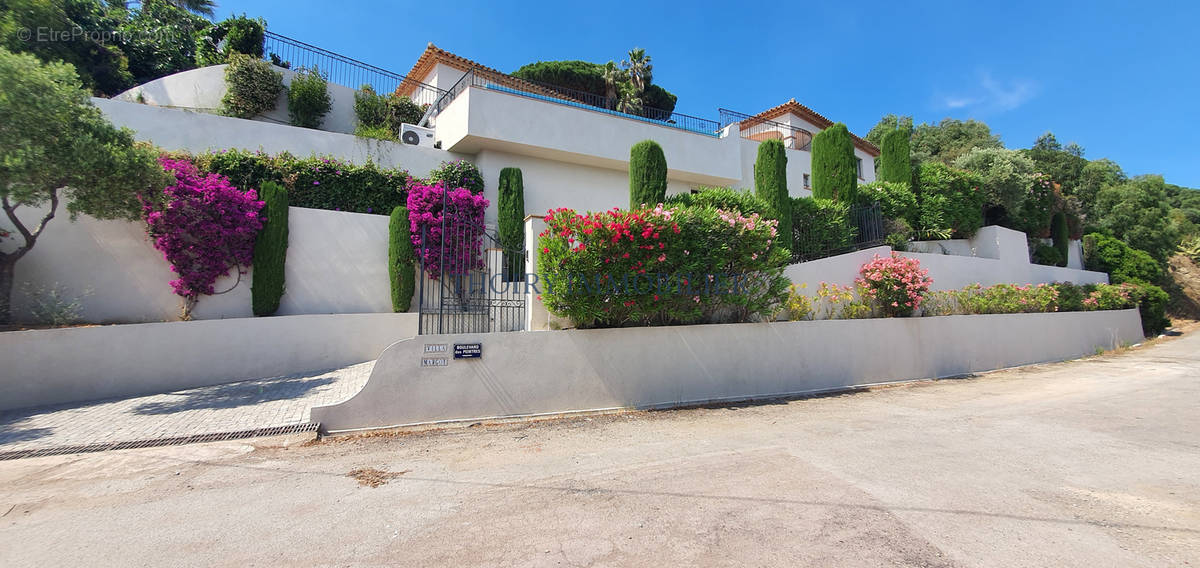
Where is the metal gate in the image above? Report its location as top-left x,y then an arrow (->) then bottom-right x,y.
415,208 -> 527,335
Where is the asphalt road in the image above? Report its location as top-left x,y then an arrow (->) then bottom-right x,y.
1,333 -> 1198,567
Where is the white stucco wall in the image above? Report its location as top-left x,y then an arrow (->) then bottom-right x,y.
0,313 -> 418,411
9,206 -> 405,324
115,64 -> 362,135
312,309 -> 1143,431
94,98 -> 463,178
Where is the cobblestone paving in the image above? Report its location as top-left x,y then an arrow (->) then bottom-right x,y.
0,361 -> 374,452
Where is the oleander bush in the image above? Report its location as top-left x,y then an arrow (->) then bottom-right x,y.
250,181 -> 288,316
220,54 -> 283,119
537,203 -> 789,328
855,253 -> 932,317
664,186 -> 771,218
287,66 -> 331,129
190,149 -> 411,214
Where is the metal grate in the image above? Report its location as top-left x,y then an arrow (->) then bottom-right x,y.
719,108 -> 815,151
0,422 -> 319,461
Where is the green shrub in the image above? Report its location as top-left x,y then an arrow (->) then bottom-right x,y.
754,139 -> 791,250
1080,281 -> 1169,334
1031,242 -> 1063,266
791,197 -> 856,260
538,204 -> 789,328
1053,282 -> 1091,312
811,123 -> 858,203
388,206 -> 415,312
251,181 -> 288,316
220,54 -> 283,119
915,162 -> 984,238
1051,212 -> 1069,267
664,187 -> 770,218
428,159 -> 485,194
511,60 -> 678,114
353,85 -> 425,140
354,84 -> 389,131
196,149 -> 410,214
196,15 -> 265,66
354,124 -> 397,141
287,66 -> 331,129
498,167 -> 526,280
387,94 -> 425,126
856,181 -> 917,225
878,128 -> 911,184
1014,172 -> 1057,237
1081,233 -> 1162,284
629,140 -> 667,208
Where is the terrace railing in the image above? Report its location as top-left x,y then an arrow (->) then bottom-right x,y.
791,203 -> 885,263
262,31 -> 443,106
422,67 -> 722,137
719,108 -> 814,151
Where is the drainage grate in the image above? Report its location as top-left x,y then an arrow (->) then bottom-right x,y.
0,422 -> 320,461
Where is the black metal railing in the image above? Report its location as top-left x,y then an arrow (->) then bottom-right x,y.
719,108 -> 814,151
790,203 -> 885,263
422,67 -> 722,136
262,31 -> 443,106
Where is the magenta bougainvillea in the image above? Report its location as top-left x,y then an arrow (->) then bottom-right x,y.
406,181 -> 490,279
144,157 -> 264,318
855,252 -> 932,317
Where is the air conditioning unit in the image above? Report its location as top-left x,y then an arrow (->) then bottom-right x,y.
400,124 -> 435,147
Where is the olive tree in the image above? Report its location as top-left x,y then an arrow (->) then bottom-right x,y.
0,48 -> 166,324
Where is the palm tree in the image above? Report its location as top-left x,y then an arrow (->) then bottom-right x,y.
601,61 -> 624,110
616,82 -> 643,115
621,48 -> 652,93
114,1 -> 217,17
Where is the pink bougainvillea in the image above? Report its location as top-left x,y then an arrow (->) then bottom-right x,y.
144,157 -> 264,318
855,252 -> 932,317
406,181 -> 490,279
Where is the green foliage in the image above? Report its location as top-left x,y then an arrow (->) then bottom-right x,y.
511,59 -> 678,114
287,66 -> 331,128
353,84 -> 424,140
1095,175 -> 1178,262
0,47 -> 166,323
629,140 -> 667,208
753,139 -> 791,249
878,128 -> 911,184
1024,145 -> 1087,196
428,159 -> 484,194
1076,158 -> 1126,220
1051,212 -> 1069,267
664,186 -> 770,218
388,206 -> 415,312
811,123 -> 858,203
196,14 -> 265,66
915,162 -> 984,238
865,114 -> 913,148
953,147 -> 1034,217
1031,243 -> 1062,267
1082,233 -> 1162,284
220,54 -> 283,119
0,0 -> 133,95
115,0 -> 209,85
856,181 -> 918,226
195,149 -> 410,214
250,181 -> 288,316
910,118 -> 1004,165
790,197 -> 856,259
497,167 -> 525,280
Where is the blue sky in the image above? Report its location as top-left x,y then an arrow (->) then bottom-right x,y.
220,0 -> 1200,187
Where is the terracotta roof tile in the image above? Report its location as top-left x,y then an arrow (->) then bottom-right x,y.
749,99 -> 880,156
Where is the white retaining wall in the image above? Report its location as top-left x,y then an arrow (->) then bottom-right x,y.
0,313 -> 418,411
785,226 -> 1108,293
312,309 -> 1144,432
9,205 -> 403,324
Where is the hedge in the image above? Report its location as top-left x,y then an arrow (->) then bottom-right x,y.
1051,212 -> 1069,267
790,197 -> 856,259
510,60 -> 678,114
498,167 -> 526,280
1081,233 -> 1162,284
811,123 -> 858,203
754,139 -> 791,251
388,206 -> 415,312
629,140 -> 667,208
251,181 -> 288,316
878,128 -> 911,184
664,186 -> 771,218
915,162 -> 984,238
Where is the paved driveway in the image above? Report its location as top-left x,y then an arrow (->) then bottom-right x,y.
1,333 -> 1198,566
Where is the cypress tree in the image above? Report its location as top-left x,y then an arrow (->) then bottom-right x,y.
811,123 -> 858,203
629,140 -> 667,208
498,167 -> 526,280
754,138 -> 792,251
389,206 -> 416,312
251,181 -> 288,316
1051,211 -> 1069,267
879,128 -> 911,185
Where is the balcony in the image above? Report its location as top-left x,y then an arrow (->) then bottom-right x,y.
719,108 -> 814,151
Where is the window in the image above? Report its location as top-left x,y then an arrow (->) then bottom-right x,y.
802,174 -> 811,190
855,157 -> 864,179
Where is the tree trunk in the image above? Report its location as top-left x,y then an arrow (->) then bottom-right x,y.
0,259 -> 14,326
